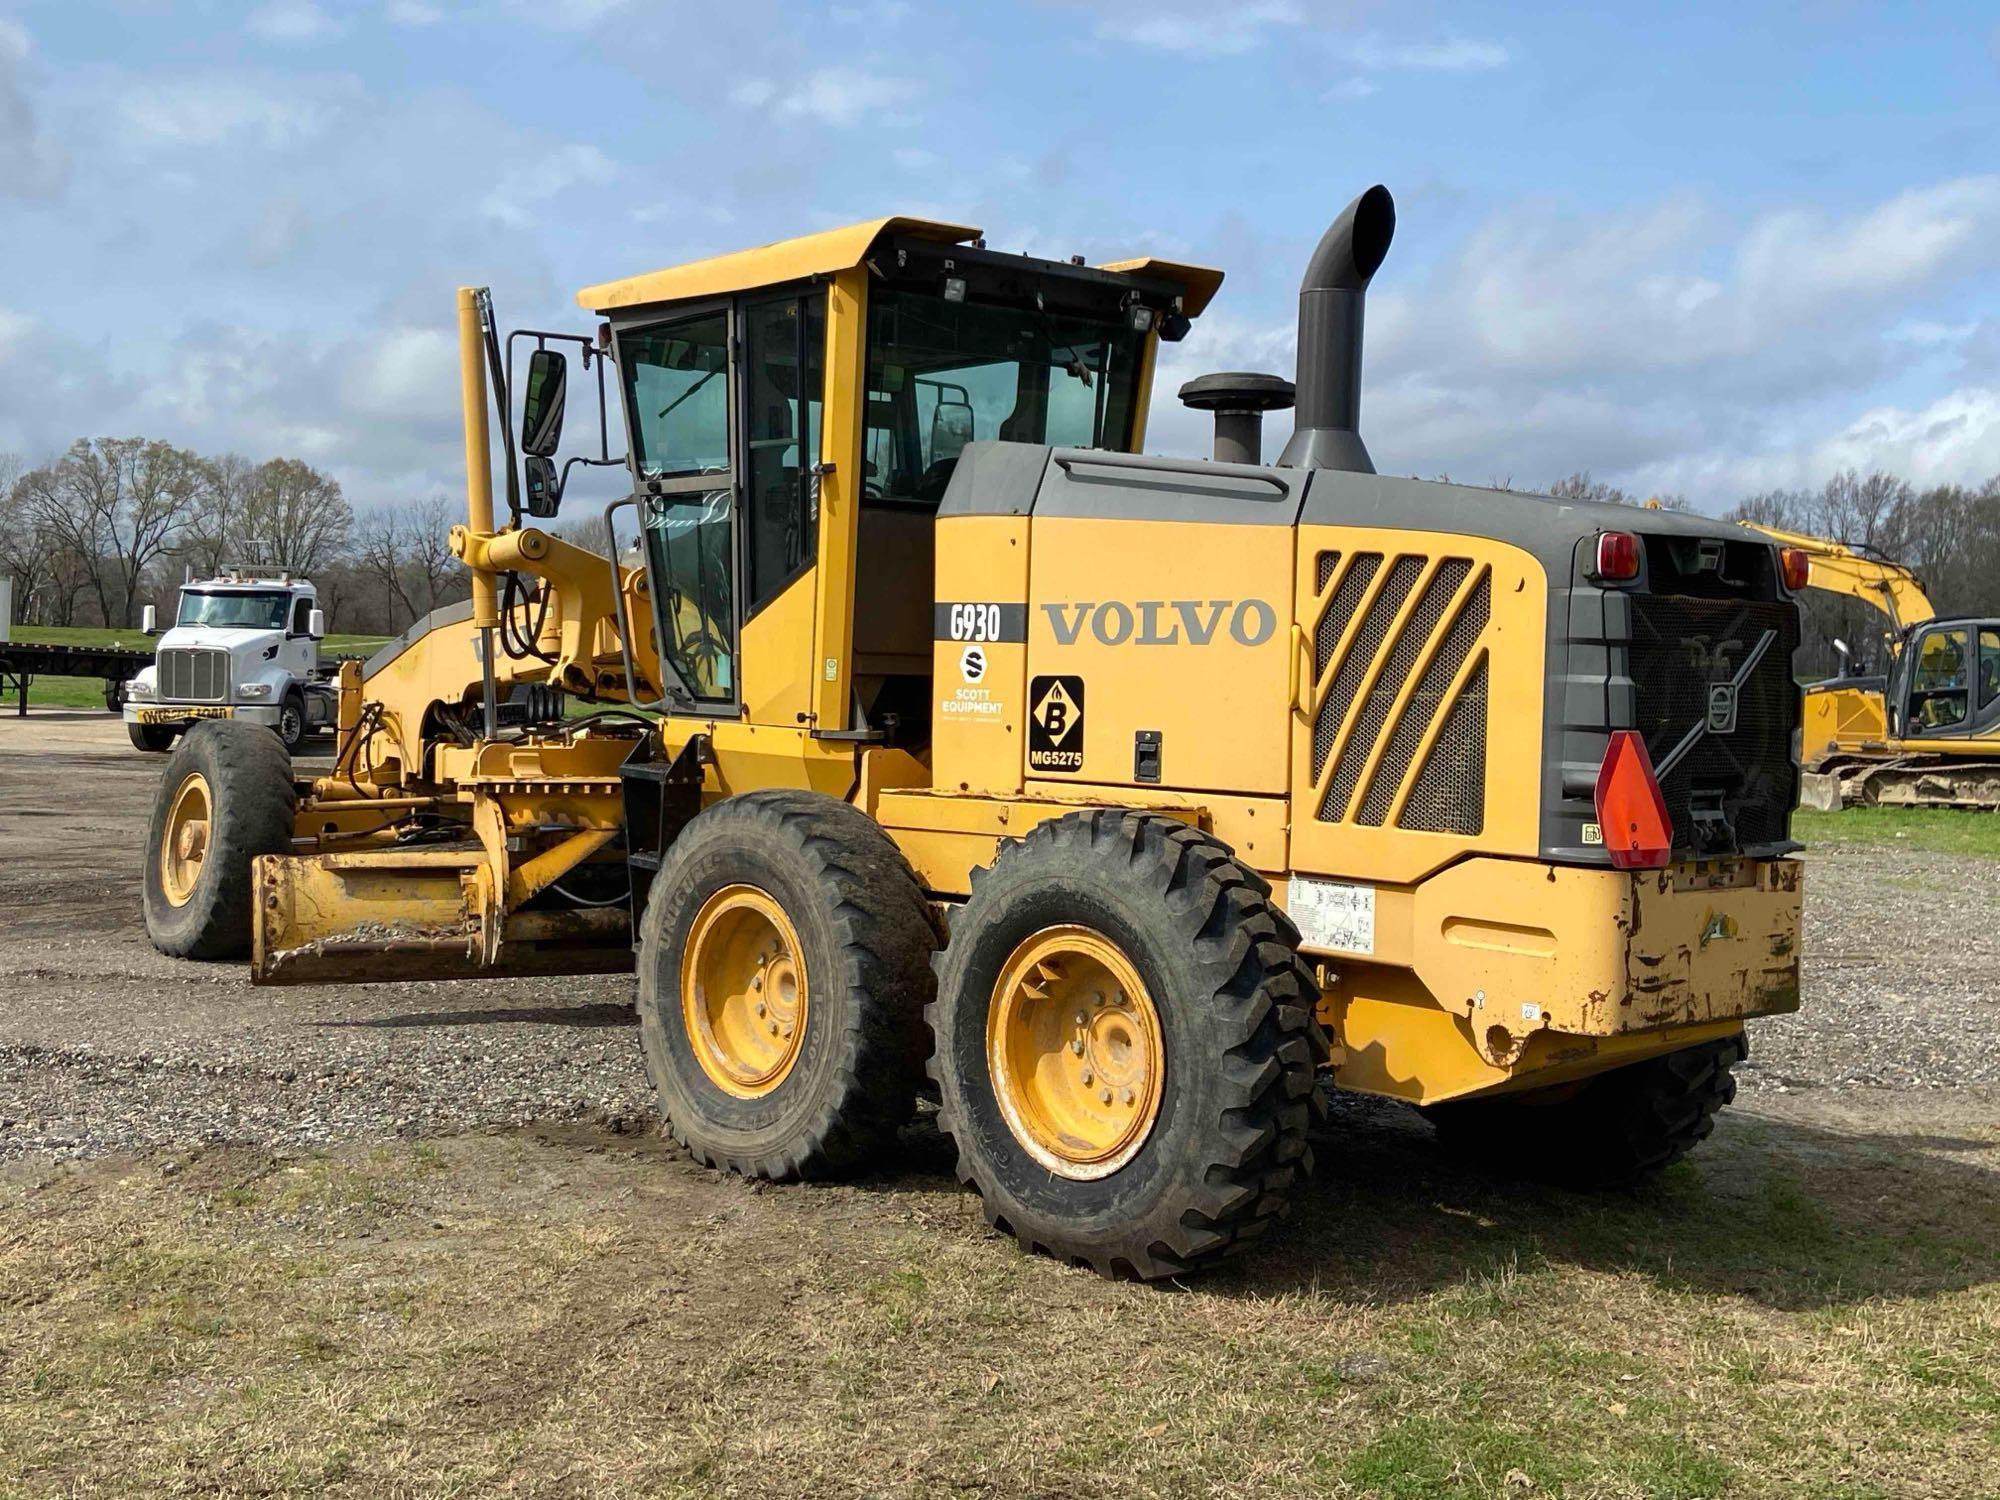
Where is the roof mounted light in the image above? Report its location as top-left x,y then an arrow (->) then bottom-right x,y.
942,275 -> 967,303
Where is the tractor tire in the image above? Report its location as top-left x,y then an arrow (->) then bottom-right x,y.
275,689 -> 307,754
1422,1032 -> 1747,1187
128,723 -> 176,753
636,789 -> 938,1181
929,811 -> 1328,1280
142,719 -> 298,960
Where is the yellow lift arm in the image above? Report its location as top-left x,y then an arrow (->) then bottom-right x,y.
1740,522 -> 1936,632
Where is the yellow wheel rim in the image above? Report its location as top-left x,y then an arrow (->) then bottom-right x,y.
159,771 -> 213,908
680,884 -> 808,1099
987,925 -> 1165,1180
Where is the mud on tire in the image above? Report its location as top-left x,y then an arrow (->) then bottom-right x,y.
142,718 -> 298,959
636,789 -> 938,1181
1422,1032 -> 1747,1187
929,811 -> 1329,1280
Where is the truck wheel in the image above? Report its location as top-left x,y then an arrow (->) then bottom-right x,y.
636,789 -> 938,1180
1421,1032 -> 1747,1187
275,690 -> 307,753
128,723 -> 177,753
929,812 -> 1328,1279
142,720 -> 298,960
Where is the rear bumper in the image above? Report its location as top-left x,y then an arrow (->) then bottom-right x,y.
1286,856 -> 1803,1104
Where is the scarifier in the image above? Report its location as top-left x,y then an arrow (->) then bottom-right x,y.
142,187 -> 1807,1277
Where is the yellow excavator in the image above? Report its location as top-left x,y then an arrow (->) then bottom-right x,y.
1743,523 -> 2000,808
141,189 -> 1809,1278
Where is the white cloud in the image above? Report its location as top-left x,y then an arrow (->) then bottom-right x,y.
479,142 -> 617,227
385,0 -> 445,22
247,0 -> 340,44
734,67 -> 918,128
0,19 -> 66,197
116,76 -> 348,150
500,0 -> 630,29
1091,2 -> 1303,57
1343,34 -> 1513,71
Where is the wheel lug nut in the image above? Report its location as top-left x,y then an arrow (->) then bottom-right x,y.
1098,1088 -> 1113,1105
768,1021 -> 780,1035
1074,1010 -> 1088,1027
752,976 -> 763,991
1080,1069 -> 1093,1086
1121,1088 -> 1135,1105
1069,1040 -> 1084,1056
754,1001 -> 767,1017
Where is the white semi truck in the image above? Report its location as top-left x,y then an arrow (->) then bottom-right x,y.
123,568 -> 338,753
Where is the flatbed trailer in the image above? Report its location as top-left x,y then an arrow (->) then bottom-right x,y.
0,642 -> 153,716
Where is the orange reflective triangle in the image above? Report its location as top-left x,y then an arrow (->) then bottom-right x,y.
1594,729 -> 1673,870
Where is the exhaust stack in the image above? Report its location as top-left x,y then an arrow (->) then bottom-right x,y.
1277,184 -> 1396,472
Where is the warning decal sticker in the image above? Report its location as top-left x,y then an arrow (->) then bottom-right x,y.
1027,675 -> 1085,773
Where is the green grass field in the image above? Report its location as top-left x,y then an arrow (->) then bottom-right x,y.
1793,806 -> 2000,860
1,625 -> 390,711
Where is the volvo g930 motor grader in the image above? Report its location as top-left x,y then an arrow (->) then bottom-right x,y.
142,187 -> 1808,1278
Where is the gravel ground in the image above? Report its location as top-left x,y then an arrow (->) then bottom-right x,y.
1,711 -> 1993,1162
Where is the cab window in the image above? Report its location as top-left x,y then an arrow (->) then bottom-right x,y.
290,597 -> 312,635
1911,627 -> 1969,731
1980,628 -> 2000,711
741,290 -> 826,613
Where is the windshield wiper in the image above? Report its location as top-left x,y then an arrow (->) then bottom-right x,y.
1032,295 -> 1093,388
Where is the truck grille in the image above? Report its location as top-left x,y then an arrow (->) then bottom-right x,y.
1306,549 -> 1492,835
1628,594 -> 1800,853
158,648 -> 228,703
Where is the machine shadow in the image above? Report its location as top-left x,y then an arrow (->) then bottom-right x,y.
878,1090 -> 1999,1311
316,1002 -> 637,1030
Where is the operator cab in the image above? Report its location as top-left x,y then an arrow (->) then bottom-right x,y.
557,218 -> 1220,739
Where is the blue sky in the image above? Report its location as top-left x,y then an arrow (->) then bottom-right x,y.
2,0 -> 1997,515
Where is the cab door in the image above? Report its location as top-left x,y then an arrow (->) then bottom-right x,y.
622,303 -> 741,709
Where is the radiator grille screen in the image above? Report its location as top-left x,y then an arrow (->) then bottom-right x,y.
1304,552 -> 1489,835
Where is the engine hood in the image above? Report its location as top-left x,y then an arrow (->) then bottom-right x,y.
154,625 -> 284,659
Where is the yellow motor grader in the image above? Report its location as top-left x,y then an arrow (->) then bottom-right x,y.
143,188 -> 1807,1277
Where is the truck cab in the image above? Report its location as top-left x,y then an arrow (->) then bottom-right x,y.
123,569 -> 334,753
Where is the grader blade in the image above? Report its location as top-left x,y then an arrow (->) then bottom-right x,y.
251,849 -> 633,985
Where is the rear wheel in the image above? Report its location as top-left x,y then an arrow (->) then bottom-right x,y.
142,719 -> 297,959
930,812 -> 1327,1279
1422,1033 -> 1747,1187
636,789 -> 938,1180
128,723 -> 176,753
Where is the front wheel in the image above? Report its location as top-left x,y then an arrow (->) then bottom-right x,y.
275,690 -> 307,753
142,720 -> 298,959
930,812 -> 1327,1280
128,723 -> 177,753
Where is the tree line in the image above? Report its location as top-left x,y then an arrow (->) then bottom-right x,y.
1549,468 -> 2000,676
0,438 -> 471,637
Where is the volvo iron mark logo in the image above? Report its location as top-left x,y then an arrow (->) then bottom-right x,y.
1706,682 -> 1739,734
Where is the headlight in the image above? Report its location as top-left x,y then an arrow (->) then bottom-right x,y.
237,682 -> 273,699
126,679 -> 154,700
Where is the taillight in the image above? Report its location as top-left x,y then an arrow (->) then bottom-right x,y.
1594,729 -> 1673,870
1591,530 -> 1640,582
1779,546 -> 1810,592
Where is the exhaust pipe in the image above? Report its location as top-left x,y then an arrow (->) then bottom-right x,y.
1277,184 -> 1396,472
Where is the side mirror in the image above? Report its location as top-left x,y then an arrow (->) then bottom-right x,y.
141,604 -> 158,635
520,348 -> 568,458
524,454 -> 562,518
930,402 -> 974,465
308,608 -> 325,640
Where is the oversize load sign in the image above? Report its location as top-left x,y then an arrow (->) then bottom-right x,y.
1028,675 -> 1085,772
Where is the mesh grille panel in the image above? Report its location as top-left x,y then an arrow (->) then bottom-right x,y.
1357,569 -> 1490,826
1323,559 -> 1473,823
1399,658 -> 1488,834
1311,555 -> 1418,782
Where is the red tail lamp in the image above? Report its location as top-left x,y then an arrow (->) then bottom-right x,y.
1779,546 -> 1810,592
1594,730 -> 1673,870
1591,530 -> 1640,582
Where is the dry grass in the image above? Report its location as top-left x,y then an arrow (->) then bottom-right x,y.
2,1099 -> 1995,1498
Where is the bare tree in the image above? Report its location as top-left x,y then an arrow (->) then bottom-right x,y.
183,453 -> 256,578
238,458 -> 353,576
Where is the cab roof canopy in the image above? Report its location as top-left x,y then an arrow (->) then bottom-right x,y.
575,215 -> 1224,318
